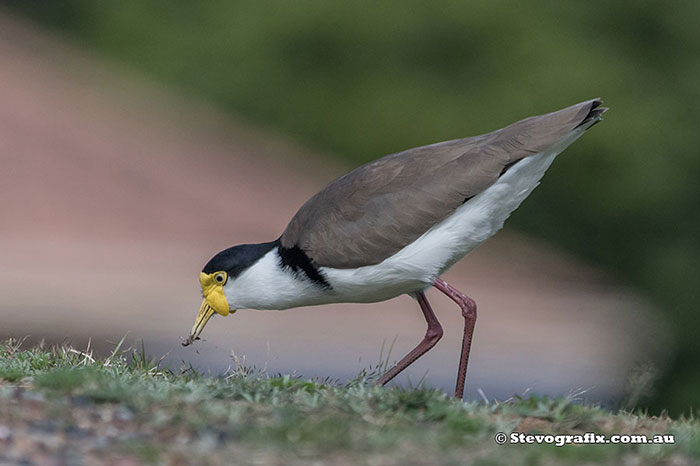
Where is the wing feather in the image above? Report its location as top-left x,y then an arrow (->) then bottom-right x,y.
280,99 -> 605,268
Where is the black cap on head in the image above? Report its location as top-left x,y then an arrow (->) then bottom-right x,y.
202,240 -> 279,278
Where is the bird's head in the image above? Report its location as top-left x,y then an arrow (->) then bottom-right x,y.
182,241 -> 278,346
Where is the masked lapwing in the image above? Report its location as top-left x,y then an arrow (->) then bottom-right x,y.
184,98 -> 608,398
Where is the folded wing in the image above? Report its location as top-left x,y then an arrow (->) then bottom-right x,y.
281,99 -> 606,269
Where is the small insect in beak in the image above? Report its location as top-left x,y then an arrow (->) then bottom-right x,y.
183,299 -> 216,347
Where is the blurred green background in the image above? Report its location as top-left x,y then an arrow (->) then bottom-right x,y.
4,0 -> 698,415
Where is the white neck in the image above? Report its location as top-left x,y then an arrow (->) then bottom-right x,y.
223,248 -> 332,310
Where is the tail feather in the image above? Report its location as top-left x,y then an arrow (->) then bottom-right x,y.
575,98 -> 609,129
492,98 -> 609,162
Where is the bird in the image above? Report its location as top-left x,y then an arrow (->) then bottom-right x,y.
183,98 -> 608,398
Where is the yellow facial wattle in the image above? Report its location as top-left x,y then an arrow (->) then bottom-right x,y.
199,271 -> 231,316
183,271 -> 236,346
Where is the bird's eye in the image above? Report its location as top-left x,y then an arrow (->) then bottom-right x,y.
214,272 -> 227,285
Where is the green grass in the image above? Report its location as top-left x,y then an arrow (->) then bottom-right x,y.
0,339 -> 697,465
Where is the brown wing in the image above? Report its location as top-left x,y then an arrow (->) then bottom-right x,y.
280,99 -> 605,268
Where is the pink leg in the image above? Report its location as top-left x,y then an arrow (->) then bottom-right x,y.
376,290 -> 444,386
433,277 -> 477,399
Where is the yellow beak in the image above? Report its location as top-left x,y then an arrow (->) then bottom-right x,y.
184,299 -> 216,346
182,272 -> 235,347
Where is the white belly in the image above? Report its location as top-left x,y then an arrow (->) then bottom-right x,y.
322,132 -> 582,303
